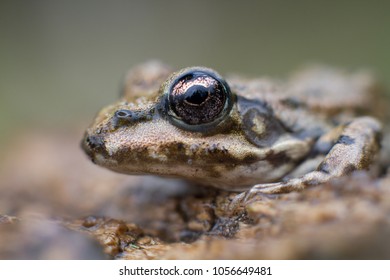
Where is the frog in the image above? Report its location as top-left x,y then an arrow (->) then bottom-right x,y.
82,61 -> 382,208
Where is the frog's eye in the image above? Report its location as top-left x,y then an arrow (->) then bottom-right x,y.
165,68 -> 233,130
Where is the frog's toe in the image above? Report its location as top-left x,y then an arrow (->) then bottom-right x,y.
228,188 -> 269,213
227,192 -> 248,213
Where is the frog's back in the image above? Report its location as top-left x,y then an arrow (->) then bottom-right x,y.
286,66 -> 377,114
228,66 -> 377,115
227,65 -> 379,136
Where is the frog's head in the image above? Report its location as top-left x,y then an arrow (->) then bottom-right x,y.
82,62 -> 310,190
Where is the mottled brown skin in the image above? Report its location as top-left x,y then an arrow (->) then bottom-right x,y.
82,61 -> 382,207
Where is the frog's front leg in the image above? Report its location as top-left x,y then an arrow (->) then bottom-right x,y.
231,116 -> 382,208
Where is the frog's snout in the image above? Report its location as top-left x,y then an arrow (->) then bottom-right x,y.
81,132 -> 107,162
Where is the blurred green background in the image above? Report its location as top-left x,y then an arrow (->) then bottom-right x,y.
1,0 -> 389,149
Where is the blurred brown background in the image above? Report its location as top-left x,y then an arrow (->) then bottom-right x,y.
1,0 -> 389,150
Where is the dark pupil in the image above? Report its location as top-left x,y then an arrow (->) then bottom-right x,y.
185,85 -> 209,105
168,70 -> 230,126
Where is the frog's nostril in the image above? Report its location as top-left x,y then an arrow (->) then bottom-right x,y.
115,109 -> 132,118
112,109 -> 153,128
